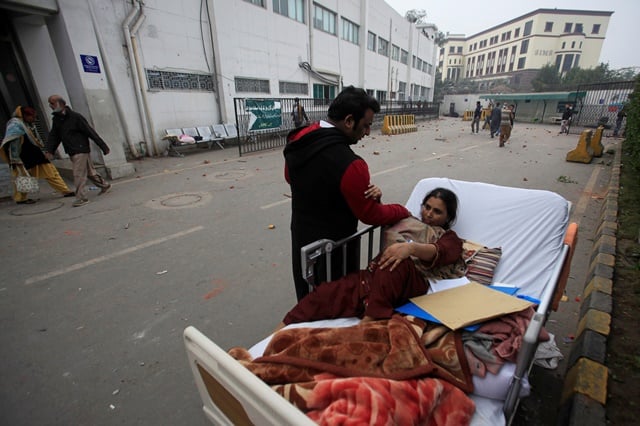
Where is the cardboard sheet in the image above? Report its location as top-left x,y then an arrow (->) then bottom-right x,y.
408,282 -> 533,330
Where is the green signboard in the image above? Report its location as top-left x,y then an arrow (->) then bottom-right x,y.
246,99 -> 282,130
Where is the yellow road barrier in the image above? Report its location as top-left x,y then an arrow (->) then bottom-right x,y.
566,129 -> 593,163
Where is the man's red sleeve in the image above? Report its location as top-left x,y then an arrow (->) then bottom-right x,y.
340,159 -> 410,225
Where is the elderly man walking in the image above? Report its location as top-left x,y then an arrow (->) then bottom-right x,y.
45,95 -> 112,207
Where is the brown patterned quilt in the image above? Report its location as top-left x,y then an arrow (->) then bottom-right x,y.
229,315 -> 476,425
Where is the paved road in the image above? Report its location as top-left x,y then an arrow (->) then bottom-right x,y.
0,118 -> 617,425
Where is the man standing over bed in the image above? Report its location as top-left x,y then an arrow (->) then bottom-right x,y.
284,86 -> 411,301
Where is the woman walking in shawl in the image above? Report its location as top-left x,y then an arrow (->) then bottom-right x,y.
1,106 -> 74,204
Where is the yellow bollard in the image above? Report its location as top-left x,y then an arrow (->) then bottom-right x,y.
390,115 -> 399,135
566,130 -> 593,163
463,110 -> 473,121
382,115 -> 392,135
590,126 -> 605,157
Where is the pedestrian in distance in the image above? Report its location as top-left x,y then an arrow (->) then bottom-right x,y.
472,101 -> 482,134
613,105 -> 626,137
1,106 -> 75,204
291,97 -> 310,128
499,105 -> 514,147
283,86 -> 411,301
559,104 -> 573,135
45,95 -> 112,207
490,102 -> 502,138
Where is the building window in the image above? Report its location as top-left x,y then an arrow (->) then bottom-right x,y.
555,55 -> 562,71
564,22 -> 572,33
575,54 -> 580,67
457,46 -> 462,53
367,31 -> 376,51
341,18 -> 359,44
273,0 -> 305,23
514,28 -> 520,38
398,81 -> 406,99
517,57 -> 526,69
313,84 -> 337,102
562,54 -> 574,73
575,23 -> 583,33
378,37 -> 389,56
592,24 -> 601,34
392,44 -> 400,61
562,42 -> 566,49
523,20 -> 533,36
544,22 -> 553,32
449,46 -> 455,53
244,0 -> 265,6
235,77 -> 270,93
313,4 -> 336,34
520,39 -> 529,54
279,81 -> 308,94
146,70 -> 215,91
400,49 -> 408,64
571,41 -> 575,48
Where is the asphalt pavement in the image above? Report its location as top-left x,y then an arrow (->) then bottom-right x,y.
0,117 -> 618,425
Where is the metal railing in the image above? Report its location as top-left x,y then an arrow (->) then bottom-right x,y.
232,97 -> 440,156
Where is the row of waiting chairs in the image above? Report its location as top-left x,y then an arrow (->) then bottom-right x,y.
163,124 -> 238,157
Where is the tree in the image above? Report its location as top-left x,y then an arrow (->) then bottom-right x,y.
624,75 -> 640,169
435,31 -> 448,47
531,64 -> 562,91
405,9 -> 427,24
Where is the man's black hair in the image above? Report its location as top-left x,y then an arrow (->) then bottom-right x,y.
327,86 -> 380,126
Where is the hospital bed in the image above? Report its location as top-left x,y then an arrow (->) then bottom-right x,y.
184,177 -> 578,425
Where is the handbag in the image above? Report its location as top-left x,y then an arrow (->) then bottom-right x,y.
14,165 -> 40,193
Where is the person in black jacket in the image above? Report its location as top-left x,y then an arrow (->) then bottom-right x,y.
45,95 -> 112,207
472,101 -> 482,134
283,86 -> 410,301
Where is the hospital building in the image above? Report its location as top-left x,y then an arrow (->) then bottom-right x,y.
438,9 -> 613,90
0,0 -> 438,183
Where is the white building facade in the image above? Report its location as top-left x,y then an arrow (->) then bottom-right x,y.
0,0 -> 438,178
438,9 -> 613,90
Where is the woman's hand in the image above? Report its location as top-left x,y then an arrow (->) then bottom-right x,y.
364,184 -> 382,201
378,242 -> 413,271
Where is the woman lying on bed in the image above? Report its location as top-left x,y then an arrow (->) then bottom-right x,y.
276,187 -> 466,329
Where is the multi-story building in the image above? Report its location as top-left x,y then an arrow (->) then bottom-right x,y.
0,0 -> 438,181
438,9 -> 613,90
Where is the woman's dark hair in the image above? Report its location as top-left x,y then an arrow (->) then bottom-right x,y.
327,85 -> 380,125
421,187 -> 458,229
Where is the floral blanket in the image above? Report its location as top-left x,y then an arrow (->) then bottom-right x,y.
229,315 -> 476,425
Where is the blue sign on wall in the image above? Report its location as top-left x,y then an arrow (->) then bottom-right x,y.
80,55 -> 101,73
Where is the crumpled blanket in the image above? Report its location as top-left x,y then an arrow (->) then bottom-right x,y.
476,306 -> 549,363
295,374 -> 475,426
229,315 -> 476,425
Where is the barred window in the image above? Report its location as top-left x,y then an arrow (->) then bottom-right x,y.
273,0 -> 305,23
400,49 -> 408,64
367,31 -> 376,51
146,69 -> 214,91
313,4 -> 336,35
378,37 -> 388,56
235,77 -> 270,93
279,81 -> 308,94
392,45 -> 400,61
341,18 -> 359,45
